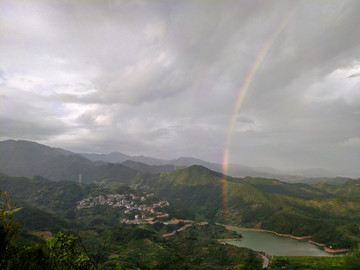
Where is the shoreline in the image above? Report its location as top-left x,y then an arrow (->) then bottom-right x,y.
324,247 -> 349,253
308,240 -> 326,247
220,224 -> 312,240
217,238 -> 243,242
216,223 -> 349,254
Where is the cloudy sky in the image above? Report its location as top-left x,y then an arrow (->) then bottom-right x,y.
1,0 -> 360,176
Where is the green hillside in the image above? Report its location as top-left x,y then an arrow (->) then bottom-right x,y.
137,166 -> 360,248
0,176 -> 91,213
312,179 -> 360,198
240,177 -> 333,199
2,154 -> 360,269
83,163 -> 140,184
15,205 -> 68,229
98,225 -> 262,269
2,164 -> 360,250
1,180 -> 264,269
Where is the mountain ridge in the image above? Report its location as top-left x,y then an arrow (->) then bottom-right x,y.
0,139 -> 344,180
81,150 -> 337,179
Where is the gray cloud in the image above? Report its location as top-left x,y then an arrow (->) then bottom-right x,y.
1,0 -> 360,176
348,73 -> 360,78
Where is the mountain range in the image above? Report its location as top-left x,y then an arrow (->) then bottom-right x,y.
1,139 -> 360,259
82,150 -> 335,178
0,140 -> 341,182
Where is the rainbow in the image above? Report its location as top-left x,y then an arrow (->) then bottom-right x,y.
220,9 -> 296,224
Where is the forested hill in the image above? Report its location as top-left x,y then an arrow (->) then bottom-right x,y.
137,165 -> 360,249
1,163 -> 360,269
1,140 -> 360,251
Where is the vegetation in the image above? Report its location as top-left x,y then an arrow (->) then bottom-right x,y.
136,166 -> 360,249
270,249 -> 360,270
312,179 -> 360,198
2,164 -> 360,250
77,224 -> 262,269
1,141 -> 360,268
1,187 -> 263,269
0,190 -> 93,269
270,256 -> 346,269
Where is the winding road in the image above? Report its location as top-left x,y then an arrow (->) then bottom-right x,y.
259,254 -> 269,268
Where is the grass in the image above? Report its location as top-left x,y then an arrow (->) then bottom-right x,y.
271,255 -> 347,269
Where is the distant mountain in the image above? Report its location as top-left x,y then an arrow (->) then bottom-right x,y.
0,140 -> 341,182
83,163 -> 140,184
81,151 -> 132,163
79,152 -> 280,178
0,140 -> 140,183
122,160 -> 185,174
283,176 -> 351,185
81,151 -> 171,165
35,154 -> 95,181
287,168 -> 334,178
0,140 -> 73,177
80,151 -> 339,180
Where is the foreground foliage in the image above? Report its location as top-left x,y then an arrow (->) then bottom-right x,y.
1,188 -> 263,269
96,224 -> 262,269
269,254 -> 360,270
0,190 -> 94,270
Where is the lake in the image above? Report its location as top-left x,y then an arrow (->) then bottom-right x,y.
224,228 -> 331,256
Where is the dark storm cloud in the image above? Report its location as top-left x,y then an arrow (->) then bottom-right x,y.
1,0 -> 360,175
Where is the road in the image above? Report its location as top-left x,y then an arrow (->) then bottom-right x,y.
259,253 -> 269,268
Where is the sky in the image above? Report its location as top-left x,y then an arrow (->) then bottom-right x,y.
1,0 -> 360,176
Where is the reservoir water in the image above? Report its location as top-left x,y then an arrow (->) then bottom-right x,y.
225,228 -> 331,256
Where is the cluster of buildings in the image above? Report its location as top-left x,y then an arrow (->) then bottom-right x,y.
77,193 -> 130,209
76,192 -> 170,224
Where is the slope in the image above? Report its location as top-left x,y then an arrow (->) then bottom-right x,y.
139,165 -> 360,248
0,140 -> 72,177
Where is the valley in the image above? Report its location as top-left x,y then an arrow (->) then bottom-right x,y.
1,140 -> 360,269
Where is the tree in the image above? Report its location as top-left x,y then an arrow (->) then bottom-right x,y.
346,243 -> 360,269
0,190 -> 19,269
0,189 -> 94,270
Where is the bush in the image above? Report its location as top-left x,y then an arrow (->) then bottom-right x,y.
0,189 -> 94,270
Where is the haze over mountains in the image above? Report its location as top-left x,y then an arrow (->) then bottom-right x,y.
1,138 -> 360,268
0,140 -> 343,183
82,151 -> 333,177
1,140 -> 360,249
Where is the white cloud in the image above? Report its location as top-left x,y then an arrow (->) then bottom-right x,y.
305,61 -> 360,105
343,137 -> 360,147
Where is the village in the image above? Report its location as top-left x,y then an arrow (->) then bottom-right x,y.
77,192 -> 170,224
